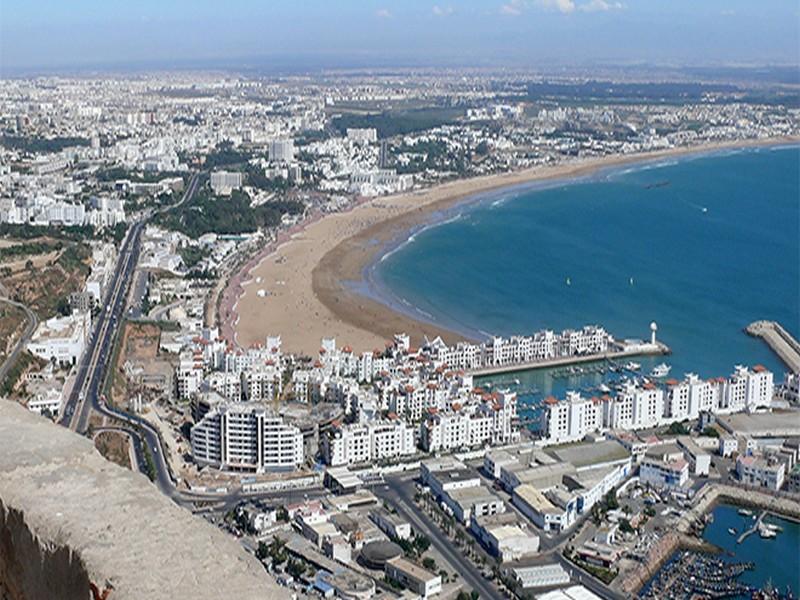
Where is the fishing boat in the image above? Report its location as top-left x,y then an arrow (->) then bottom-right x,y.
650,363 -> 671,378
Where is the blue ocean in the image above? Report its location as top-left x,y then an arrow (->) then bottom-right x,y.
369,145 -> 800,412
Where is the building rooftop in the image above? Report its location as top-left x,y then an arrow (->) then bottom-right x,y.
386,556 -> 439,583
548,439 -> 630,468
0,401 -> 278,599
513,484 -> 560,514
719,412 -> 800,438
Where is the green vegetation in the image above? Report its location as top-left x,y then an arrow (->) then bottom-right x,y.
331,106 -> 463,138
0,351 -> 40,396
178,245 -> 209,270
265,537 -> 288,564
154,189 -> 303,236
95,167 -> 185,184
666,421 -> 690,436
619,518 -> 635,533
397,532 -> 431,559
384,575 -> 404,591
0,241 -> 61,261
0,135 -> 89,153
702,426 -> 720,438
245,164 -> 293,192
394,139 -> 473,175
0,223 -> 95,242
141,442 -> 157,481
422,557 -> 437,571
203,142 -> 251,169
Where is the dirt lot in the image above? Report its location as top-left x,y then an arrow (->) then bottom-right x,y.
94,430 -> 131,469
108,321 -> 174,408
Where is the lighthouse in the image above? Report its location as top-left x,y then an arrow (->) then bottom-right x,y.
650,321 -> 658,345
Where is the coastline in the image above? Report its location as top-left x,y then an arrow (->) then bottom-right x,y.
230,136 -> 798,355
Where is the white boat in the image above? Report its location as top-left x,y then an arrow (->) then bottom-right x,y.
624,361 -> 641,371
650,363 -> 671,378
738,508 -> 752,517
599,384 -> 611,393
565,277 -> 571,286
728,528 -> 737,535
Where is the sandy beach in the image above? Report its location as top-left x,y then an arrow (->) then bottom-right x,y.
230,137 -> 798,355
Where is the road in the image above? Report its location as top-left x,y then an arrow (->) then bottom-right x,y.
0,297 -> 38,385
60,173 -> 201,432
374,475 -> 506,600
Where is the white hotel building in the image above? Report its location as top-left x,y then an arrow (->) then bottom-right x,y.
540,365 -> 774,445
190,403 -> 304,472
323,418 -> 415,466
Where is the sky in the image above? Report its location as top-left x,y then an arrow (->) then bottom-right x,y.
1,0 -> 798,74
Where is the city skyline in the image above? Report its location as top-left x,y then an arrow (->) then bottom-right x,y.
2,0 -> 799,74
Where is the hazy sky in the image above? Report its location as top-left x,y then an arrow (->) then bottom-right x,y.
1,0 -> 798,73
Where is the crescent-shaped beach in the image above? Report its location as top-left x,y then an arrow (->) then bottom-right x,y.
227,137 -> 796,355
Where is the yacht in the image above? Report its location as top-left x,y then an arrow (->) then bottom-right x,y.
738,508 -> 753,517
624,361 -> 641,371
650,363 -> 672,378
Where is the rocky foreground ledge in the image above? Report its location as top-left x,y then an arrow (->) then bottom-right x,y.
0,401 -> 279,600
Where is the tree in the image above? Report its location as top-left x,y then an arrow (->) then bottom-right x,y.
256,541 -> 268,560
422,557 -> 437,571
619,518 -> 635,534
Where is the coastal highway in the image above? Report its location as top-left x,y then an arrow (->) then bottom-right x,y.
61,173 -> 200,432
0,297 -> 38,385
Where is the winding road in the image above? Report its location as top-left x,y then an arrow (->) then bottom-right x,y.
0,296 -> 38,386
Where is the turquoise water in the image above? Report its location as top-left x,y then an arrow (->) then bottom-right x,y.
701,504 -> 800,596
370,146 -> 800,413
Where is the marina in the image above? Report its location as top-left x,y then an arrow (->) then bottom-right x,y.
639,550 -> 756,599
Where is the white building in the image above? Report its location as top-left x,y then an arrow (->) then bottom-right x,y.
736,455 -> 785,491
210,170 -> 243,195
323,419 -> 415,466
346,128 -> 378,144
27,310 -> 90,367
268,138 -> 295,163
190,403 -> 304,472
639,447 -> 689,489
385,557 -> 441,599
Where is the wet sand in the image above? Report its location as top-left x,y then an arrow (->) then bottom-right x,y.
231,137 -> 798,355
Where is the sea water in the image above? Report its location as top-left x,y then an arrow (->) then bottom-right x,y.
370,145 -> 800,421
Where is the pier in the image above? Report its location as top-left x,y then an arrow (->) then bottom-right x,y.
468,341 -> 670,377
736,509 -> 766,543
746,320 -> 800,373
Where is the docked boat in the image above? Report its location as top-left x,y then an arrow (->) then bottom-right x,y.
738,508 -> 753,517
759,526 -> 777,539
650,363 -> 671,378
624,361 -> 641,371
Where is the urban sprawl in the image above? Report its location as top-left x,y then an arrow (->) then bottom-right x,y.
1,71 -> 799,600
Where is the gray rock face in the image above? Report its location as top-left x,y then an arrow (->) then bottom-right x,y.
0,401 -> 281,600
